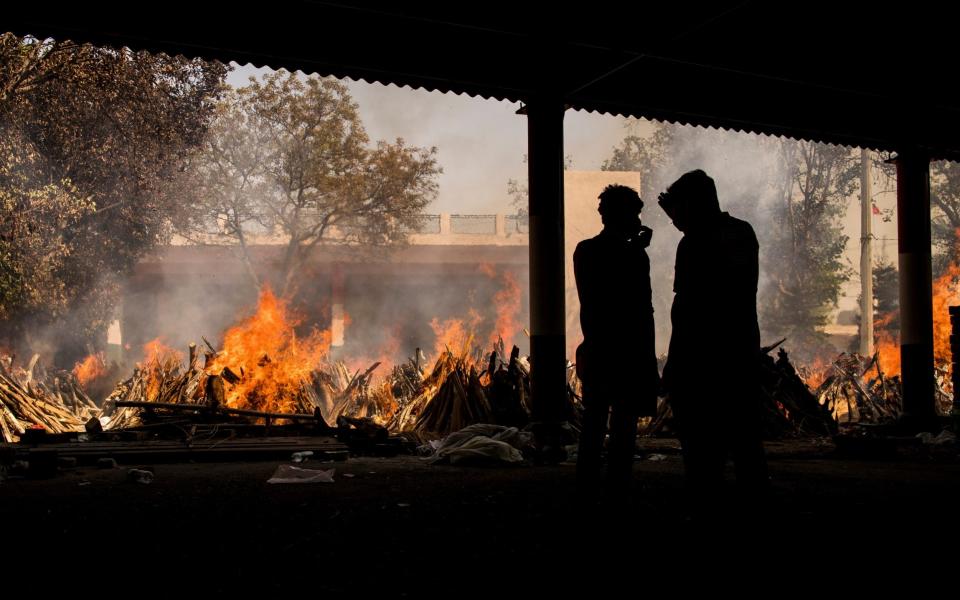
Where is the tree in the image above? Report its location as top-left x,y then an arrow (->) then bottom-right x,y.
0,131 -> 94,325
761,141 -> 858,359
184,72 -> 441,297
929,160 -> 960,275
0,34 -> 227,360
601,121 -> 676,200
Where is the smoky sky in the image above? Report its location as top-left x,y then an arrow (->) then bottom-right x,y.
227,63 -> 627,214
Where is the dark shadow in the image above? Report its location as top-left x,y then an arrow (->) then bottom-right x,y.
659,169 -> 769,510
573,184 -> 659,498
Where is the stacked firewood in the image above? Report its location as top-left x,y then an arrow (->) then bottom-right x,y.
641,342 -> 838,439
387,339 -> 558,438
103,343 -> 207,429
760,346 -> 838,437
810,352 -> 903,425
0,355 -> 90,442
309,361 -> 396,425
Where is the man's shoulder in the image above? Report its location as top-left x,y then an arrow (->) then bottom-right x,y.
574,234 -> 605,256
721,213 -> 758,244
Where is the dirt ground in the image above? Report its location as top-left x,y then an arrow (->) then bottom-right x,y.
2,439 -> 958,595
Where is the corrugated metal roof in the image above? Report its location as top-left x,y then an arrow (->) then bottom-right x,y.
7,1 -> 960,158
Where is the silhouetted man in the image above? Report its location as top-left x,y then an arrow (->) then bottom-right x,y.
659,169 -> 768,503
574,184 -> 659,494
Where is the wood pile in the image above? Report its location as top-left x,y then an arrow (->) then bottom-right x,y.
0,354 -> 90,442
809,352 -> 903,425
759,345 -> 838,437
386,338 -> 572,439
641,342 -> 838,439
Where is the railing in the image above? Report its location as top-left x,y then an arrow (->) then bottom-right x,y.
450,214 -> 497,234
505,214 -> 528,234
400,214 -> 442,234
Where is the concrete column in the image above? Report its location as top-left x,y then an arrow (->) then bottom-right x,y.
895,149 -> 936,422
526,95 -> 567,449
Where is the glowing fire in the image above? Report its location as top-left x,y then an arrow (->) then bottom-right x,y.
801,355 -> 831,390
430,309 -> 482,359
489,270 -> 522,350
873,312 -> 901,378
870,259 -> 960,384
206,288 -> 331,413
140,338 -> 183,401
72,353 -> 107,388
142,338 -> 183,367
477,263 -> 524,350
931,261 -> 960,387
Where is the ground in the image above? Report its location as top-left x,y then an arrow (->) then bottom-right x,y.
2,439 -> 958,595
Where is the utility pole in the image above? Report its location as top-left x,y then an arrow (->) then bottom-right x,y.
860,148 -> 874,356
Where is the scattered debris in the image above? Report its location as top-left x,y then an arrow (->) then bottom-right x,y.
127,468 -> 154,484
424,423 -> 534,465
267,465 -> 335,484
290,451 -> 314,463
917,430 -> 957,446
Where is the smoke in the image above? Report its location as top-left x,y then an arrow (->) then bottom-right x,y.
610,120 -> 787,353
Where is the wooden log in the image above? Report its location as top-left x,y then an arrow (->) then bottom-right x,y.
205,375 -> 225,408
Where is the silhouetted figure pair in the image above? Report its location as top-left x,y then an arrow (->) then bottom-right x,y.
659,170 -> 769,505
574,184 -> 659,495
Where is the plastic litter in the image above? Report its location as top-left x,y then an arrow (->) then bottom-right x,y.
267,464 -> 335,484
127,468 -> 154,484
916,430 -> 956,446
290,451 -> 314,463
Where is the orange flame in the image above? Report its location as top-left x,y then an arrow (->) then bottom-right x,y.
207,288 -> 331,413
478,263 -> 523,350
931,260 -> 960,389
430,309 -> 482,359
873,311 -> 901,378
801,355 -> 831,390
140,338 -> 183,402
142,338 -> 183,367
868,255 -> 960,384
72,353 -> 107,388
490,270 -> 522,350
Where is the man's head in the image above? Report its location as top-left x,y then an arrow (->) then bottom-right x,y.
598,184 -> 642,234
659,169 -> 721,232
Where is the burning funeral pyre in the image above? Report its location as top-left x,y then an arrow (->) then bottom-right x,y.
47,288 -> 558,444
2,282 -> 956,446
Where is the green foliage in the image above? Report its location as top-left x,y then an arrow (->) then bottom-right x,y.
760,141 -> 857,358
0,33 -> 227,359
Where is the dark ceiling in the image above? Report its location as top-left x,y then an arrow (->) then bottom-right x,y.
6,1 -> 958,157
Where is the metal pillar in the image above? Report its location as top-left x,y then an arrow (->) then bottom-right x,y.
525,95 -> 567,450
895,149 -> 936,422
